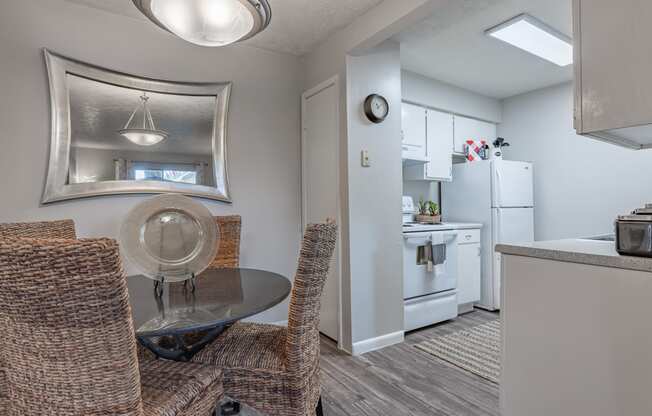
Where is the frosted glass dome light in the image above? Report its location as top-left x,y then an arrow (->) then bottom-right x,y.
118,92 -> 169,146
133,0 -> 271,47
120,130 -> 167,146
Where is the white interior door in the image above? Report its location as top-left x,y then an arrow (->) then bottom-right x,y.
492,160 -> 534,208
302,77 -> 340,342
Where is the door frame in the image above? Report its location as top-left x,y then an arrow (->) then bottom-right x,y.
300,75 -> 343,348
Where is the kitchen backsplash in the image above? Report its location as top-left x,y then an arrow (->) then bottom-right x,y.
403,180 -> 440,208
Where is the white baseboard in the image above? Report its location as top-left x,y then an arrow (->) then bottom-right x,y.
270,320 -> 288,327
351,331 -> 404,356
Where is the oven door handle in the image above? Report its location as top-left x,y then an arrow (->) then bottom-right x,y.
403,235 -> 431,246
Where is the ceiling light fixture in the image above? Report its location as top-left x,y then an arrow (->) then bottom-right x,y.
119,92 -> 169,146
485,14 -> 573,67
132,0 -> 272,47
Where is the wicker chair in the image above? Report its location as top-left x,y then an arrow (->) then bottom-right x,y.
0,219 -> 77,410
192,223 -> 338,416
0,218 -> 76,239
0,237 -> 223,416
0,219 -> 159,364
208,215 -> 242,269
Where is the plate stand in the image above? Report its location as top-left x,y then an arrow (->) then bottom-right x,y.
141,273 -> 224,361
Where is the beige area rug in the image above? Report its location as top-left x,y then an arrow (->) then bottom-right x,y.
415,319 -> 501,383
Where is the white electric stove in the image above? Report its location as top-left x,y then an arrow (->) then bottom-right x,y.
401,196 -> 459,331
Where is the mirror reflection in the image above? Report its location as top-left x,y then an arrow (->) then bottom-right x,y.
67,74 -> 217,187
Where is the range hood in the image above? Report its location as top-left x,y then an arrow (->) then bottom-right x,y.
402,154 -> 428,166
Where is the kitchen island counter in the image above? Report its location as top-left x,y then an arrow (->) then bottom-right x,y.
498,238 -> 652,416
496,238 -> 652,273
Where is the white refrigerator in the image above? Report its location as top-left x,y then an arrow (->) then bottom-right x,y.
442,160 -> 534,310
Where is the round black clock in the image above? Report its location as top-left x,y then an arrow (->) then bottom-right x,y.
363,94 -> 389,124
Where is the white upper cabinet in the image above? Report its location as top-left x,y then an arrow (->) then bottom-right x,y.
574,0 -> 652,149
453,116 -> 496,154
425,109 -> 454,181
401,102 -> 427,160
404,108 -> 454,181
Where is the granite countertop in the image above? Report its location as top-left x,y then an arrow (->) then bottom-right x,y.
402,222 -> 483,233
496,239 -> 652,273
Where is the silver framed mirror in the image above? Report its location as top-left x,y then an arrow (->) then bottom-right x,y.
42,49 -> 232,204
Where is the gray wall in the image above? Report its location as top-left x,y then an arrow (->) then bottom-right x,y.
499,82 -> 652,240
0,0 -> 304,323
402,181 -> 439,207
303,0 -> 438,353
402,70 -> 502,123
346,41 -> 404,348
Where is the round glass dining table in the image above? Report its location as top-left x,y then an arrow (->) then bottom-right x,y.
127,268 -> 291,361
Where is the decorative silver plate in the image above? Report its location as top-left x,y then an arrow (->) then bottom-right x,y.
120,194 -> 219,282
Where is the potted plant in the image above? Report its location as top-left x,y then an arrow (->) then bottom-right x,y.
416,198 -> 441,224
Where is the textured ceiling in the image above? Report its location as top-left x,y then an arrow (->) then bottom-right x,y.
69,74 -> 216,155
63,0 -> 383,56
396,0 -> 573,99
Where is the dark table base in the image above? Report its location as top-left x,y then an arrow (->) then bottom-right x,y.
138,325 -> 226,361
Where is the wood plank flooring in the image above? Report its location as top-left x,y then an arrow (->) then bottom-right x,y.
236,309 -> 499,415
319,310 -> 499,416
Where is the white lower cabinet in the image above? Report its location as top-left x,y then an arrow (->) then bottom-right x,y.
457,229 -> 481,309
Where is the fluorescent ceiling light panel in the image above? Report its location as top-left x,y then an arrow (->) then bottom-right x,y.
486,14 -> 573,66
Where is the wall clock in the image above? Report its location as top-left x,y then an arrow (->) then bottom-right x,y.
363,94 -> 389,124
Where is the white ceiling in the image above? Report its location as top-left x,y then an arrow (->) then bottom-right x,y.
63,0 -> 383,56
396,0 -> 573,99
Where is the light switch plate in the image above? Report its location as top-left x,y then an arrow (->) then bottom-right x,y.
361,150 -> 370,167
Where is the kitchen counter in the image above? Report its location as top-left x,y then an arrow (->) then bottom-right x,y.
499,238 -> 652,416
402,222 -> 482,233
496,238 -> 652,273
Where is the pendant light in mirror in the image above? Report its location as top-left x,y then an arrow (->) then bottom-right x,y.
118,92 -> 169,146
132,0 -> 272,47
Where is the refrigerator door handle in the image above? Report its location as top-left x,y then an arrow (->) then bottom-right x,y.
495,209 -> 501,242
495,167 -> 502,207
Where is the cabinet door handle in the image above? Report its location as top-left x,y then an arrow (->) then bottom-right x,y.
477,247 -> 482,256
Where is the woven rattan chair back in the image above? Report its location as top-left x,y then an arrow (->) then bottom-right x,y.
0,238 -> 143,416
0,219 -> 76,239
208,215 -> 241,269
0,219 -> 77,410
285,223 -> 338,377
